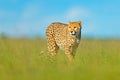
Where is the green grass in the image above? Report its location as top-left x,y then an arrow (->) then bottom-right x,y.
0,38 -> 120,80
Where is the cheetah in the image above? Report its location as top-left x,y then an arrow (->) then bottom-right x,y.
46,21 -> 82,62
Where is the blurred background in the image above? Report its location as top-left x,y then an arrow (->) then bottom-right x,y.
0,0 -> 120,39
0,1 -> 120,80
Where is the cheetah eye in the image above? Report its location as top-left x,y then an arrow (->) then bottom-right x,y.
74,26 -> 76,28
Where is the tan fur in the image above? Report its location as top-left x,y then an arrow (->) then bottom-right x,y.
46,21 -> 82,62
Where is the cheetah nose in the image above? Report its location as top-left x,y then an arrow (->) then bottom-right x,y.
70,31 -> 73,33
70,31 -> 76,35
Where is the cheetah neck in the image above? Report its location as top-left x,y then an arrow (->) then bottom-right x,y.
67,31 -> 81,44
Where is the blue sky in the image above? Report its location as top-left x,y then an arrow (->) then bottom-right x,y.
0,0 -> 120,38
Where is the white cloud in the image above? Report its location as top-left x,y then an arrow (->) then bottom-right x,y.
65,6 -> 91,20
42,6 -> 94,34
42,6 -> 91,23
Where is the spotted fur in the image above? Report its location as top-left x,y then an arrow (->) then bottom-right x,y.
46,21 -> 82,62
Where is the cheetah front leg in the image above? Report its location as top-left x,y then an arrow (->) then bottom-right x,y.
65,46 -> 74,63
72,44 -> 79,57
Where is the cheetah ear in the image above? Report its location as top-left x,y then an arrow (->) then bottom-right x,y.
78,21 -> 82,28
78,21 -> 82,24
78,21 -> 82,25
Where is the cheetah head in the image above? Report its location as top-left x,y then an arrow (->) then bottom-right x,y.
68,21 -> 82,36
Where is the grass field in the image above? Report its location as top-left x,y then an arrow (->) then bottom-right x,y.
0,38 -> 120,80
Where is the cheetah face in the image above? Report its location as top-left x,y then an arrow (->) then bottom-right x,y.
68,21 -> 82,36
